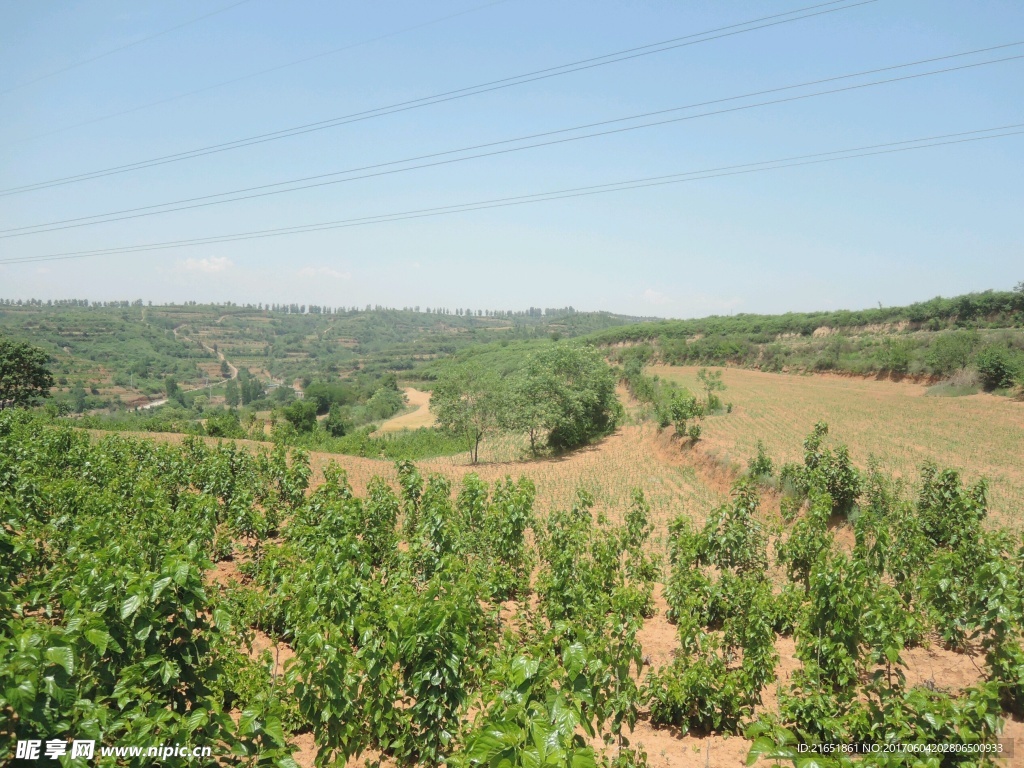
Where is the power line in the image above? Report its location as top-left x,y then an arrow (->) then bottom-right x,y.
0,0 -> 257,95
3,45 -> 1019,239
0,0 -> 877,196
2,124 -> 1019,266
11,0 -> 513,145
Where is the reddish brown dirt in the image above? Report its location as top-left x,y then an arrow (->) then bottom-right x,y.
205,557 -> 245,588
247,629 -> 294,673
624,726 -> 751,768
291,733 -> 316,768
757,636 -> 799,716
902,639 -> 986,691
637,584 -> 677,673
998,718 -> 1024,768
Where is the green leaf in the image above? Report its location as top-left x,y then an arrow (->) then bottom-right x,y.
210,606 -> 230,633
151,576 -> 172,600
562,642 -> 586,679
85,629 -> 110,656
746,737 -> 797,765
186,709 -> 207,733
520,745 -> 542,768
121,594 -> 143,619
468,733 -> 505,762
264,716 -> 286,746
239,708 -> 260,735
45,646 -> 74,675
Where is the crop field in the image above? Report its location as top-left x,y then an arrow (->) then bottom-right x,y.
14,404 -> 1024,767
130,421 -> 729,542
650,365 -> 1024,527
5,291 -> 1024,767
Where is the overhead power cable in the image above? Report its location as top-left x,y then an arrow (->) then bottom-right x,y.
2,124 -> 1019,266
2,44 -> 1020,239
0,0 -> 877,196
0,0 -> 257,95
13,0 -> 513,145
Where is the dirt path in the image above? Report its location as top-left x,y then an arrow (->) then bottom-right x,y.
374,387 -> 435,433
136,326 -> 237,409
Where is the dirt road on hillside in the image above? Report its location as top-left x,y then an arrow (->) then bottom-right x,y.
375,387 -> 436,433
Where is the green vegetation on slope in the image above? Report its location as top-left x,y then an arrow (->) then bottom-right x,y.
0,301 -> 649,411
74,338 -> 626,465
620,359 -> 728,440
0,304 -> 213,410
594,286 -> 1024,390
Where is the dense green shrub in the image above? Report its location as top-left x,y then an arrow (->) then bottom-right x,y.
976,344 -> 1021,389
282,399 -> 318,433
205,408 -> 247,438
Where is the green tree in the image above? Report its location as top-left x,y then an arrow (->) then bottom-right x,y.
431,362 -> 503,463
224,378 -> 240,407
366,386 -> 406,421
0,336 -> 54,409
205,409 -> 245,438
533,344 -> 619,450
926,330 -> 979,375
323,402 -> 348,436
283,399 -> 318,433
70,384 -> 87,413
272,385 -> 295,404
165,376 -> 179,399
697,368 -> 726,410
877,337 -> 913,373
498,345 -> 620,453
239,370 -> 263,404
502,371 -> 555,455
976,344 -> 1020,390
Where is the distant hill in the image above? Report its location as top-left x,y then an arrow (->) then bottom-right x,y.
0,300 -> 655,409
589,288 -> 1024,387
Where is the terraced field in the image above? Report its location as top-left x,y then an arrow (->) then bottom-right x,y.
650,365 -> 1024,526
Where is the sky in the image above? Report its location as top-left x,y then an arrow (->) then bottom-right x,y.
0,0 -> 1021,318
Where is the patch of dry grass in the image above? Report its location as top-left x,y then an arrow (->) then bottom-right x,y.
650,365 -> 1024,526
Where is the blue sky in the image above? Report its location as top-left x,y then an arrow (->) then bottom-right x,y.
0,0 -> 1021,317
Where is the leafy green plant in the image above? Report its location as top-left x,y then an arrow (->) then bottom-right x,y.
747,440 -> 774,479
647,633 -> 749,733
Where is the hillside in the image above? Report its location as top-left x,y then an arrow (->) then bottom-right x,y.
0,300 -> 651,410
591,287 -> 1024,386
